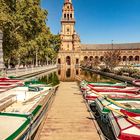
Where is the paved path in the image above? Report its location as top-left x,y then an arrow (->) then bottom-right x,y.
35,82 -> 101,140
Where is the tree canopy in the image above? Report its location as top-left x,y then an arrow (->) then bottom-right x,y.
0,0 -> 61,68
103,50 -> 121,72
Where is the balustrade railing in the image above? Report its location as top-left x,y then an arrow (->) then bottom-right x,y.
2,65 -> 57,77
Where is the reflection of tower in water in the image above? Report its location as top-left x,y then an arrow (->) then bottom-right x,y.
57,67 -> 80,82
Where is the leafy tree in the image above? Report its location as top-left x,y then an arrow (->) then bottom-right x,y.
91,58 -> 100,69
103,50 -> 121,72
0,0 -> 60,68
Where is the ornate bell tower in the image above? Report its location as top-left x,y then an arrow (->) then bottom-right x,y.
58,0 -> 81,67
60,0 -> 80,51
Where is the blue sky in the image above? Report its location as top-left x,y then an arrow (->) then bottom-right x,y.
41,0 -> 140,44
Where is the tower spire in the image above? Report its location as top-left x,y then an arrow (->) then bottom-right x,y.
60,0 -> 80,52
65,0 -> 72,3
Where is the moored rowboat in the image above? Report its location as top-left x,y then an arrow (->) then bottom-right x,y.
80,80 -> 127,88
133,79 -> 140,86
88,85 -> 140,94
92,97 -> 140,117
80,80 -> 127,92
108,110 -> 140,140
85,90 -> 140,104
0,82 -> 58,139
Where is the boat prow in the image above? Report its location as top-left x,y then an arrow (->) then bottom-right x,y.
133,80 -> 140,87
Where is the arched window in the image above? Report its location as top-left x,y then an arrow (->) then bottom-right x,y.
100,56 -> 104,61
129,56 -> 133,61
95,56 -> 99,60
64,14 -> 66,19
70,14 -> 72,18
58,58 -> 61,64
66,56 -> 71,65
58,69 -> 61,75
67,28 -> 70,32
67,14 -> 69,20
89,56 -> 93,61
76,59 -> 79,64
84,56 -> 88,61
76,69 -> 79,75
135,56 -> 139,61
123,56 -> 127,61
118,56 -> 121,61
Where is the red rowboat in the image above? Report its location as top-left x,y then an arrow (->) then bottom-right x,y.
109,110 -> 140,140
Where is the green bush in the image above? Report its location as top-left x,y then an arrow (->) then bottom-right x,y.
116,67 -> 139,76
131,73 -> 140,79
100,67 -> 111,72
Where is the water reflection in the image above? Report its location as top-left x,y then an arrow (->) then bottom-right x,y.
36,67 -> 120,85
58,67 -> 120,83
38,72 -> 60,86
66,68 -> 71,78
80,69 -> 120,83
58,67 -> 80,81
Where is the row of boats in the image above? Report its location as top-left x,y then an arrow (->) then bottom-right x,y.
80,80 -> 140,140
0,77 -> 57,140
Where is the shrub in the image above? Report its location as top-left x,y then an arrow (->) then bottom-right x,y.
116,67 -> 139,77
100,67 -> 111,72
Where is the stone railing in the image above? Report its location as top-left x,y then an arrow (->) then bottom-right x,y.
4,65 -> 57,77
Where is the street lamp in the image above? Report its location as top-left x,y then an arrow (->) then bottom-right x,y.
0,31 -> 6,77
0,31 -> 4,69
35,47 -> 38,67
111,40 -> 114,50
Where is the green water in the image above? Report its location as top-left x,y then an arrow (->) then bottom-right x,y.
81,69 -> 120,83
37,68 -> 121,85
38,72 -> 60,86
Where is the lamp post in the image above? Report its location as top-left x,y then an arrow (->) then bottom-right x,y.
111,40 -> 114,50
35,47 -> 38,67
0,31 -> 4,72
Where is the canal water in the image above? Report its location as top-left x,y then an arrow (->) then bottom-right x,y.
37,68 -> 121,84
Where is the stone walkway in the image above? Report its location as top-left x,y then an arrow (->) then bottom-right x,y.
35,82 -> 101,140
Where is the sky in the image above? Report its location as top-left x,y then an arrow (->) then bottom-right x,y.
41,0 -> 140,44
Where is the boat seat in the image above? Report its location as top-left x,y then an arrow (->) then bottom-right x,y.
128,102 -> 140,109
0,95 -> 16,111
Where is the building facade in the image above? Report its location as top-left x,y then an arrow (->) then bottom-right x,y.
58,0 -> 140,67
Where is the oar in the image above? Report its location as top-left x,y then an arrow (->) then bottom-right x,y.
87,85 -> 140,124
88,85 -> 131,109
106,105 -> 140,124
78,78 -> 140,123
